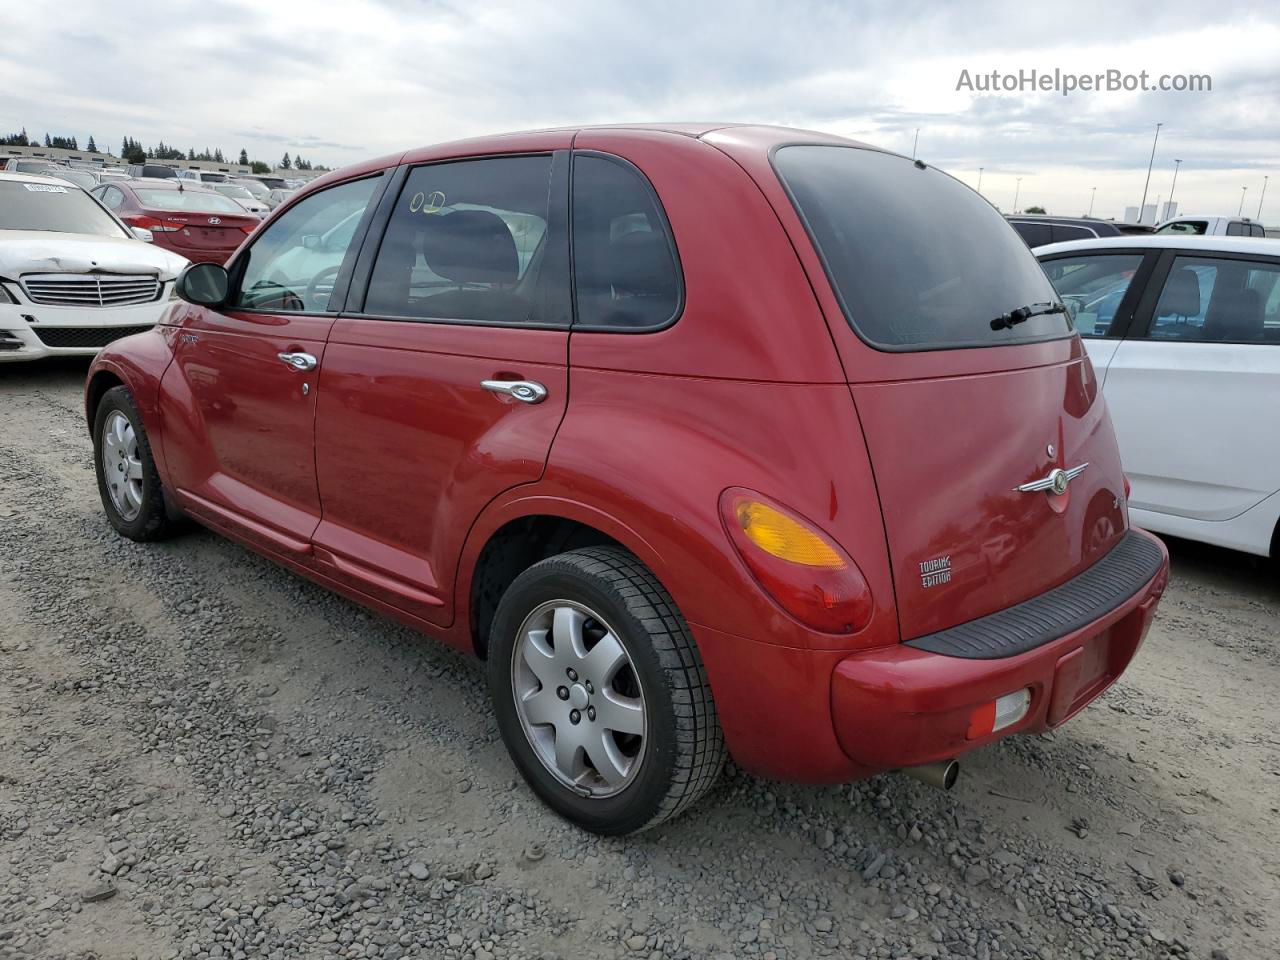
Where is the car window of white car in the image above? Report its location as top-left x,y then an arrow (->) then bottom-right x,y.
1149,257 -> 1280,343
1155,220 -> 1207,235
232,177 -> 380,313
1040,254 -> 1144,337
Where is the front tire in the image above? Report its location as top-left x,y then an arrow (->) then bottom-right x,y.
92,386 -> 182,541
488,547 -> 725,834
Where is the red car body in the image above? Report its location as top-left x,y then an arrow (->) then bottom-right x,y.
85,124 -> 1168,786
91,179 -> 258,264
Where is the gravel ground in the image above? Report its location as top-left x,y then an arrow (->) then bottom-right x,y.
1,358 -> 1277,960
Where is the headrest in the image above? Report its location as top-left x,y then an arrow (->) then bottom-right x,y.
1155,267 -> 1201,317
420,210 -> 518,284
605,230 -> 676,298
1204,287 -> 1264,341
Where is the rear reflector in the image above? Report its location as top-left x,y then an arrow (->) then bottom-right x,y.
966,688 -> 1031,739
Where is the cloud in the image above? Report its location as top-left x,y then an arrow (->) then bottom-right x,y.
0,0 -> 1275,219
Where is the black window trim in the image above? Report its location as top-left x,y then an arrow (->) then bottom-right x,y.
1128,249 -> 1280,345
769,141 -> 1078,354
1036,248 -> 1161,340
224,170 -> 391,318
567,149 -> 686,334
341,150 -> 573,330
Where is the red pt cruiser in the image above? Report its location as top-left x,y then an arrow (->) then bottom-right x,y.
85,124 -> 1169,834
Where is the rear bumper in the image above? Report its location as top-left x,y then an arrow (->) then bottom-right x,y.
694,528 -> 1169,782
831,528 -> 1169,770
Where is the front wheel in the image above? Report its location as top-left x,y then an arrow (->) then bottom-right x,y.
92,386 -> 182,541
488,547 -> 725,834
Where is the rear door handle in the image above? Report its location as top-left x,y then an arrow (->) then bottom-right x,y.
481,379 -> 548,404
278,351 -> 317,372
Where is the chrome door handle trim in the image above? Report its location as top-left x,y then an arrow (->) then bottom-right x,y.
481,379 -> 548,404
278,351 -> 317,372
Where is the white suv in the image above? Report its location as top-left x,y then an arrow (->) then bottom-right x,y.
0,172 -> 187,362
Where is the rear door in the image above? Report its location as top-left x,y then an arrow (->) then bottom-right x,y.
311,146 -> 571,624
765,144 -> 1131,639
1102,251 -> 1280,522
159,175 -> 385,556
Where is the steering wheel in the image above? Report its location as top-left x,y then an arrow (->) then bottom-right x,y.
305,265 -> 343,310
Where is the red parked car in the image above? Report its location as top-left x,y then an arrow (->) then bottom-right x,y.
91,179 -> 258,263
85,124 -> 1168,834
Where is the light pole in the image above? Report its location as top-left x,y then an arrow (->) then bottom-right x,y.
1166,159 -> 1182,219
1013,177 -> 1022,214
977,167 -> 984,194
1088,186 -> 1096,217
1138,122 -> 1162,224
1239,186 -> 1248,216
1258,176 -> 1269,220
912,128 -> 919,160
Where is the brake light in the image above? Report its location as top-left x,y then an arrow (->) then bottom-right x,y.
124,214 -> 183,233
240,225 -> 256,235
720,489 -> 873,634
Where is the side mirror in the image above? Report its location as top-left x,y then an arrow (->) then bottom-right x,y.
301,234 -> 323,251
175,262 -> 230,307
131,226 -> 154,243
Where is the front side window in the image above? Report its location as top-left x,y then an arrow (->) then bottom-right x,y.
1041,254 -> 1144,337
234,176 -> 379,313
572,154 -> 680,329
1155,220 -> 1207,235
0,180 -> 127,237
775,146 -> 1069,350
1149,256 -> 1280,343
1226,221 -> 1246,237
364,155 -> 558,325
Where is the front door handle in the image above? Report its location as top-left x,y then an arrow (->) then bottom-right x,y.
278,351 -> 317,372
481,379 -> 548,404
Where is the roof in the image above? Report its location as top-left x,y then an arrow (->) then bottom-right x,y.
0,170 -> 77,186
1034,235 -> 1280,257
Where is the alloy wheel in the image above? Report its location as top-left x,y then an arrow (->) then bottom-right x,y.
101,410 -> 143,522
511,599 -> 647,798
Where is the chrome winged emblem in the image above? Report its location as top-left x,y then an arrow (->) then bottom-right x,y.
1015,463 -> 1088,496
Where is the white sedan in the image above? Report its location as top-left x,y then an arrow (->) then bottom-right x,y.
1037,235 -> 1280,558
0,171 -> 188,362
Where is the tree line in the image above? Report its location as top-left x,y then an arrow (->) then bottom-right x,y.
2,127 -> 325,174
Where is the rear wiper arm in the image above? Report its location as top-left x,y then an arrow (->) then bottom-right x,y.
990,301 -> 1067,331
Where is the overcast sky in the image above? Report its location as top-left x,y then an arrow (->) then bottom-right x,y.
2,0 -> 1277,221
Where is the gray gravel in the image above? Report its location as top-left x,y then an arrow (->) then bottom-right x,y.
1,358 -> 1278,960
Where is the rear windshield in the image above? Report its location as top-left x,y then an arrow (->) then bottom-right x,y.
0,180 -> 126,237
774,145 -> 1070,350
134,189 -> 245,214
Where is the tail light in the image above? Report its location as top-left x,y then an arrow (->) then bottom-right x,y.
720,488 -> 873,634
124,214 -> 183,233
240,225 -> 256,235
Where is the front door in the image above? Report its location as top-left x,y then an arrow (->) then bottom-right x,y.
160,175 -> 385,556
311,149 -> 571,624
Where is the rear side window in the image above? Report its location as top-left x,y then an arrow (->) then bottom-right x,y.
1011,221 -> 1052,247
1051,225 -> 1096,243
364,155 -> 562,326
1041,254 -> 1144,337
572,154 -> 680,330
1156,220 -> 1207,235
775,146 -> 1068,350
1226,221 -> 1246,237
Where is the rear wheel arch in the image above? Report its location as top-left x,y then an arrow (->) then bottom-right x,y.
467,513 -> 631,659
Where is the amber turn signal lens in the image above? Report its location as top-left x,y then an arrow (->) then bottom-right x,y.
735,501 -> 846,568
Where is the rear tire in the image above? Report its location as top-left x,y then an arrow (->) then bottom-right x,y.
92,386 -> 182,542
488,546 -> 725,834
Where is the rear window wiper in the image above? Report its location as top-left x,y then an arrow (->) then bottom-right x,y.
990,301 -> 1067,331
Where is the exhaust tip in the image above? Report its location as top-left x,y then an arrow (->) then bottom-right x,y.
901,759 -> 960,791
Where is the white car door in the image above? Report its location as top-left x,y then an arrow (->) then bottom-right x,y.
1102,252 -> 1280,527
